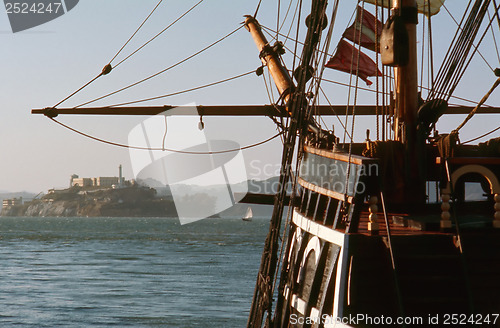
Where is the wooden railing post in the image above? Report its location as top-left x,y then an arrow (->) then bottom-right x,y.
440,193 -> 452,229
368,195 -> 379,234
494,194 -> 500,228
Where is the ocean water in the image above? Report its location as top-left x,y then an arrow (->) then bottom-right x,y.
0,217 -> 269,327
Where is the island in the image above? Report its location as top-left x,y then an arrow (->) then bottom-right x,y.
1,168 -> 278,218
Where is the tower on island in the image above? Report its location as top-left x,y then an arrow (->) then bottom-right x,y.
119,164 -> 123,188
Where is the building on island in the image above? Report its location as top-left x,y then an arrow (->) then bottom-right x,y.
71,177 -> 94,187
2,197 -> 22,209
70,165 -> 127,188
94,177 -> 120,187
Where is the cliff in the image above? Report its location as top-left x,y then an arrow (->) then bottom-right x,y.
1,186 -> 178,217
1,178 -> 279,218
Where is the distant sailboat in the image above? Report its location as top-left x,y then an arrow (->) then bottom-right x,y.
242,206 -> 253,222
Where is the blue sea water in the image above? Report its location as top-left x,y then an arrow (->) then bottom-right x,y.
0,217 -> 269,327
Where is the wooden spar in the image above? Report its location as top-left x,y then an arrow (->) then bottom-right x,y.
31,105 -> 500,116
392,0 -> 425,203
244,16 -> 294,115
238,192 -> 291,205
393,0 -> 419,142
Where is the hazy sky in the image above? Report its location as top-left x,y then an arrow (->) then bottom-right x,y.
1,0 -> 499,193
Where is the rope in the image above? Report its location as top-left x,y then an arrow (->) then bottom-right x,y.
103,70 -> 255,107
426,5 -> 437,136
430,1 -> 495,101
162,114 -> 168,151
375,3 -> 380,140
462,125 -> 500,144
430,1 -> 475,99
381,6 -> 387,141
445,2 -> 499,98
74,25 -> 244,108
343,4 -> 364,201
261,24 -> 334,57
380,191 -> 407,323
420,4 -> 426,94
341,4 -> 364,145
291,0 -> 303,75
318,85 -> 351,138
113,0 -> 206,69
340,5 -> 365,144
277,0 -> 295,33
487,8 -> 500,64
48,117 -> 283,154
266,68 -> 276,104
108,0 -> 163,64
254,0 -> 263,18
52,72 -> 104,108
441,2 -> 495,73
428,3 -> 435,91
50,0 -> 203,108
261,67 -> 287,140
308,0 -> 340,130
262,68 -> 275,104
320,76 -> 491,106
494,0 -> 500,27
454,76 -> 500,133
248,2 -> 330,325
277,0 -> 281,40
281,0 -> 302,48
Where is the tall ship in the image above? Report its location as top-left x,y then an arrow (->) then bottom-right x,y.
32,0 -> 500,327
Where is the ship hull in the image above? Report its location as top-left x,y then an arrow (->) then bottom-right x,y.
272,144 -> 500,328
277,210 -> 500,328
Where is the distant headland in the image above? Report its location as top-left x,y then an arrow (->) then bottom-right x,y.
1,166 -> 277,218
1,165 -> 176,217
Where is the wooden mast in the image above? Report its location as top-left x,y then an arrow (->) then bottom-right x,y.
393,0 -> 418,143
392,0 -> 425,203
246,1 -> 328,326
244,16 -> 294,116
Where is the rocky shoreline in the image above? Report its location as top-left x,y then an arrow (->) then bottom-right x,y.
1,178 -> 280,218
1,186 -> 178,218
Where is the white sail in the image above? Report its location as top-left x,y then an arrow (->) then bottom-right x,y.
363,0 -> 445,16
242,206 -> 253,221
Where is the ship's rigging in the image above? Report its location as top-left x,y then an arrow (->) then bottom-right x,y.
34,1 -> 500,145
31,1 -> 500,327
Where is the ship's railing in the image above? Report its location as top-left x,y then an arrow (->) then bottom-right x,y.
437,157 -> 500,229
297,146 -> 379,233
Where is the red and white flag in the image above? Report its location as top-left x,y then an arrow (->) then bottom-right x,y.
343,6 -> 382,52
325,40 -> 382,86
